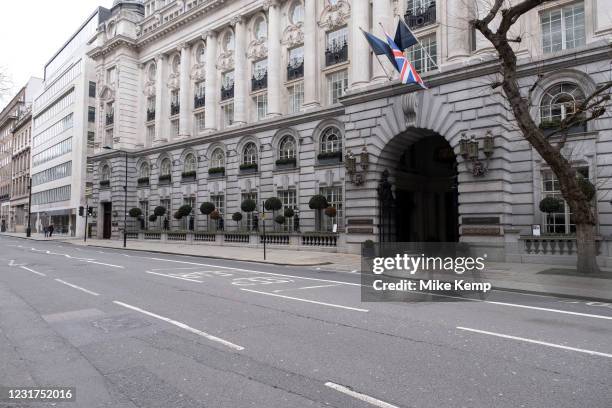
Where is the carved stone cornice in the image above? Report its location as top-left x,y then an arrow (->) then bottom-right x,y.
282,22 -> 304,47
318,0 -> 351,31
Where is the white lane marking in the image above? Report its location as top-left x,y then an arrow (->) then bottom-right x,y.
145,270 -> 204,283
119,256 -> 612,321
8,260 -> 25,266
324,382 -> 400,408
20,266 -> 46,277
54,279 -> 100,296
86,260 -> 125,269
457,327 -> 612,359
241,288 -> 369,312
273,284 -> 340,293
113,301 -> 244,351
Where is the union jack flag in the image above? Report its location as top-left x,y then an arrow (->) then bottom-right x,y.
383,29 -> 427,89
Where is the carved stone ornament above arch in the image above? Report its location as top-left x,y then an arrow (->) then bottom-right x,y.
98,84 -> 116,102
191,63 -> 206,81
247,38 -> 268,60
217,51 -> 234,71
282,22 -> 304,47
318,0 -> 351,31
167,72 -> 180,90
143,79 -> 156,97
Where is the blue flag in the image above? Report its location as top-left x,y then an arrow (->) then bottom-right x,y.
361,29 -> 398,71
394,20 -> 418,50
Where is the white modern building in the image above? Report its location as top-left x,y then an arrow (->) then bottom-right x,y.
86,0 -> 612,264
30,7 -> 111,236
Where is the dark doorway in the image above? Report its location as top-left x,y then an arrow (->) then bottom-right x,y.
102,202 -> 112,239
379,133 -> 459,243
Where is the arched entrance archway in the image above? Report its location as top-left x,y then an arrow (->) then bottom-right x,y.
378,130 -> 459,243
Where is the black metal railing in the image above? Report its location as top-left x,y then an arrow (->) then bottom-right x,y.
221,83 -> 234,100
170,102 -> 180,116
251,71 -> 268,91
194,94 -> 205,109
105,112 -> 114,125
147,108 -> 155,122
287,59 -> 304,81
325,40 -> 348,66
404,3 -> 437,30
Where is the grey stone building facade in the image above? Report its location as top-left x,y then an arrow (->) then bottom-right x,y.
86,0 -> 612,265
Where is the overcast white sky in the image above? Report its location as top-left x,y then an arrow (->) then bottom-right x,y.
0,0 -> 115,109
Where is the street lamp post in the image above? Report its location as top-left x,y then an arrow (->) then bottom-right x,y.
103,146 -> 128,248
26,177 -> 32,237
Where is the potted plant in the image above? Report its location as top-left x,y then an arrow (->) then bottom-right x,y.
241,198 -> 257,231
158,174 -> 171,183
153,205 -> 166,229
137,176 -> 150,186
129,207 -> 143,231
181,170 -> 197,181
317,150 -> 342,164
309,194 -> 329,231
274,215 -> 285,226
210,209 -> 221,231
200,202 -> 215,231
208,167 -> 225,176
239,163 -> 258,173
324,207 -> 337,232
539,197 -> 564,214
275,157 -> 297,169
232,212 -> 243,230
265,197 -> 283,230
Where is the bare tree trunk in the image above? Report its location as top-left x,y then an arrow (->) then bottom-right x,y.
575,223 -> 599,273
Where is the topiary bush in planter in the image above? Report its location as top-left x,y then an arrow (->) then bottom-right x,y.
539,196 -> 564,213
232,212 -> 243,229
181,170 -> 197,179
177,205 -> 192,219
148,214 -> 158,223
324,206 -> 337,218
208,167 -> 225,175
200,202 -> 215,231
154,206 -> 166,217
129,208 -> 142,218
239,163 -> 258,171
309,194 -> 329,231
274,215 -> 285,225
241,199 -> 256,213
284,208 -> 295,218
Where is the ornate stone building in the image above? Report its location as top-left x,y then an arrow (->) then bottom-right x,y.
87,0 -> 612,264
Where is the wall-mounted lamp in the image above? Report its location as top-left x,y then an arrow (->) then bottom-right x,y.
460,131 -> 494,177
345,145 -> 370,185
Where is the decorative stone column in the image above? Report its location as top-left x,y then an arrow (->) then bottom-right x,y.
303,0 -> 319,109
204,31 -> 218,131
154,54 -> 167,145
266,0 -> 282,116
446,0 -> 470,61
233,16 -> 247,125
372,0 -> 394,81
179,42 -> 192,138
351,0 -> 370,87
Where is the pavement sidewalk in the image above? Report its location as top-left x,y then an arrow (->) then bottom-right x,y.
3,232 -> 612,301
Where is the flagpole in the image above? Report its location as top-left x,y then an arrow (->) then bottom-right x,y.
398,18 -> 439,72
359,27 -> 394,82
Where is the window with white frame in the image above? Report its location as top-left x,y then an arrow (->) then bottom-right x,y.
107,67 -> 117,86
288,82 -> 304,113
278,189 -> 297,231
171,119 -> 179,138
138,162 -> 150,179
196,44 -> 206,64
254,16 -> 267,40
222,103 -> 234,127
326,26 -> 347,50
320,126 -> 342,154
101,164 -> 110,181
105,128 -> 114,147
160,158 -> 172,176
279,135 -> 297,160
253,59 -> 267,79
243,142 -> 258,165
211,194 -> 225,218
241,192 -> 258,230
327,70 -> 348,104
539,83 -> 585,126
146,125 -> 155,146
542,167 -> 589,234
160,198 -> 171,222
289,1 -> 304,24
407,0 -> 435,14
288,46 -> 304,67
139,200 -> 149,229
211,148 -> 225,168
195,112 -> 205,133
541,2 -> 585,54
195,81 -> 206,99
254,93 -> 268,120
320,186 -> 343,230
170,90 -> 179,110
184,153 -> 197,173
407,35 -> 437,73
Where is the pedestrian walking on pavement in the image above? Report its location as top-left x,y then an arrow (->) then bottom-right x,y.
48,224 -> 54,238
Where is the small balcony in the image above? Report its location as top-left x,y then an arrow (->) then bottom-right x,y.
287,59 -> 304,81
221,83 -> 234,101
404,2 -> 437,30
170,102 -> 180,116
251,71 -> 268,91
194,94 -> 205,109
325,41 -> 348,67
147,109 -> 155,122
105,112 -> 114,126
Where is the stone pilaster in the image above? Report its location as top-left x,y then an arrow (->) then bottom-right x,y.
178,42 -> 191,138
303,0 -> 319,109
266,1 -> 282,116
204,31 -> 218,131
372,0 -> 394,81
351,0 -> 370,87
154,54 -> 167,145
233,16 -> 247,124
446,0 -> 470,61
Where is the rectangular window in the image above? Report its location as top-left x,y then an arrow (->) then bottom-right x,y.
541,167 -> 588,234
32,185 -> 71,205
107,67 -> 117,85
221,71 -> 235,100
146,125 -> 155,146
139,200 -> 149,230
88,106 -> 95,123
171,119 -> 179,138
32,138 -> 72,168
87,131 -> 95,149
407,35 -> 437,73
195,112 -> 206,133
89,81 -> 96,98
222,103 -> 234,128
254,94 -> 268,120
327,26 -> 348,49
541,3 -> 585,53
182,196 -> 196,230
288,82 -> 304,113
241,192 -> 258,231
325,27 -> 349,66
277,190 -> 297,232
195,81 -> 206,98
327,70 -> 348,105
211,194 -> 225,220
320,186 -> 343,231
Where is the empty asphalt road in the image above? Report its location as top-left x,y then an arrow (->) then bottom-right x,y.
0,235 -> 610,407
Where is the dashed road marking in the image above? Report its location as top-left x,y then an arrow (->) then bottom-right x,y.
273,284 -> 340,293
241,288 -> 369,312
325,382 -> 400,408
54,279 -> 100,296
145,270 -> 204,283
20,266 -> 46,276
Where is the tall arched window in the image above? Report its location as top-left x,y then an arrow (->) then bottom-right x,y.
320,127 -> 342,154
279,135 -> 296,160
254,16 -> 267,40
290,1 -> 304,24
184,153 -> 197,173
243,142 -> 258,165
148,63 -> 156,81
138,162 -> 150,179
101,164 -> 111,181
171,55 -> 180,74
223,30 -> 235,52
196,44 -> 206,64
160,158 -> 172,176
211,148 -> 225,168
540,83 -> 585,125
